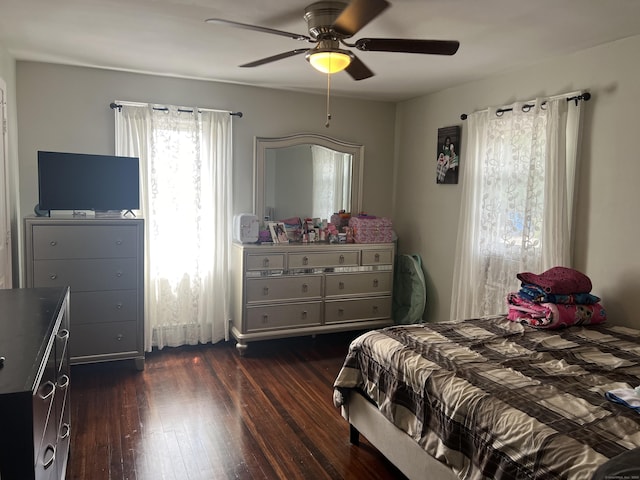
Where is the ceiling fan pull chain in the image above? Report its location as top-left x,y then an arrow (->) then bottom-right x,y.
325,72 -> 332,128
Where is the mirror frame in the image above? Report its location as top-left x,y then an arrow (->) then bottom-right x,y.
254,133 -> 364,220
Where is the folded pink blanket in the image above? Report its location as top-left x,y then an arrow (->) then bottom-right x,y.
506,292 -> 606,328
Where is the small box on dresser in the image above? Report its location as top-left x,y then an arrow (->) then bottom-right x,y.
24,216 -> 145,370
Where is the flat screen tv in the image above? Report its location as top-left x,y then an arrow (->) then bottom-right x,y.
37,151 -> 140,213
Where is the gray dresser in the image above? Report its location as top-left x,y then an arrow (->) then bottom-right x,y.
24,216 -> 145,369
231,242 -> 395,354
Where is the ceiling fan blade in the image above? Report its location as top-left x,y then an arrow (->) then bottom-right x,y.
355,38 -> 460,55
240,49 -> 310,68
345,54 -> 374,81
332,0 -> 390,38
205,18 -> 312,42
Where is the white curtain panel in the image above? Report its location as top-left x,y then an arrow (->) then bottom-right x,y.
450,97 -> 582,320
115,104 -> 232,350
310,145 -> 351,219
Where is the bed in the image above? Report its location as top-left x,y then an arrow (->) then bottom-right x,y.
333,315 -> 640,479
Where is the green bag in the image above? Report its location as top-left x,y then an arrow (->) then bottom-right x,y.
392,254 -> 427,324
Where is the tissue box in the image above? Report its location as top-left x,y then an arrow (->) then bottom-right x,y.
348,216 -> 393,243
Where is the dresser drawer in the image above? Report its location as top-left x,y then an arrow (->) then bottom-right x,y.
361,248 -> 393,266
32,224 -> 139,259
246,253 -> 285,271
246,275 -> 322,303
72,290 -> 138,324
246,302 -> 322,331
325,296 -> 392,324
288,251 -> 359,268
325,271 -> 393,297
32,258 -> 138,291
71,321 -> 138,357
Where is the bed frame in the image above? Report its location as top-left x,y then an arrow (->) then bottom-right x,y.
342,391 -> 458,480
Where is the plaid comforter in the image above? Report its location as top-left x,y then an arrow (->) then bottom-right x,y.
333,316 -> 640,479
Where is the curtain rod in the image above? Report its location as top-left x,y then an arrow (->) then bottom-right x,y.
459,92 -> 590,120
109,101 -> 243,118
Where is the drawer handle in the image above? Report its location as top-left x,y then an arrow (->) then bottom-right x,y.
49,240 -> 57,246
263,258 -> 269,267
338,308 -> 344,316
338,281 -> 345,290
372,305 -> 379,313
115,271 -> 123,278
374,253 -> 380,262
301,310 -> 307,319
38,381 -> 56,400
49,273 -> 58,280
57,374 -> 70,390
302,256 -> 309,266
339,254 -> 345,264
60,423 -> 71,440
116,334 -> 124,341
115,239 -> 123,245
263,286 -> 269,296
116,302 -> 123,310
42,444 -> 56,469
302,283 -> 308,293
262,314 -> 269,324
58,329 -> 70,341
373,279 -> 379,288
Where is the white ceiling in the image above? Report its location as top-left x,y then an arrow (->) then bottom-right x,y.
2,0 -> 640,102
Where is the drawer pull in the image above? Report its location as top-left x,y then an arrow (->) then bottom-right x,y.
57,374 -> 70,390
116,302 -> 123,310
373,279 -> 379,288
263,286 -> 269,296
301,310 -> 307,319
60,423 -> 71,440
49,273 -> 58,280
116,334 -> 124,341
339,281 -> 345,290
374,253 -> 380,262
263,257 -> 270,267
339,254 -> 345,264
115,239 -> 123,245
49,240 -> 57,246
116,271 -> 123,278
302,283 -> 308,293
302,256 -> 309,266
338,308 -> 344,316
262,314 -> 269,324
58,329 -> 70,341
38,381 -> 56,400
372,305 -> 379,313
42,444 -> 56,469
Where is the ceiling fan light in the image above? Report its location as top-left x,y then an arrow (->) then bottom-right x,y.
308,50 -> 352,74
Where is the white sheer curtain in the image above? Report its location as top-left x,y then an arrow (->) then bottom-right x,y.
450,96 -> 583,320
310,145 -> 351,218
115,103 -> 232,350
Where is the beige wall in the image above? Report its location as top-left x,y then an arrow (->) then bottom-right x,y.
14,62 -> 396,283
393,35 -> 640,328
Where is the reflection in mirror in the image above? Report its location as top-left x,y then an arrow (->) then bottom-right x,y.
255,134 -> 363,222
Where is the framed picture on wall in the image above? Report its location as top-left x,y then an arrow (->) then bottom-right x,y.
436,125 -> 461,184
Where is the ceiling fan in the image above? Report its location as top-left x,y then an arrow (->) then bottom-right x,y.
206,0 -> 460,81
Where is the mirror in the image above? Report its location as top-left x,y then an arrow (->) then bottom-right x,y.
254,133 -> 363,222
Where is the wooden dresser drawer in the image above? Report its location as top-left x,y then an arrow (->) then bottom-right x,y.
361,248 -> 393,266
288,251 -> 358,268
325,271 -> 393,297
246,253 -> 285,270
325,296 -> 392,324
72,321 -> 138,357
32,258 -> 138,291
32,224 -> 139,259
245,302 -> 322,331
72,290 -> 138,324
246,275 -> 322,303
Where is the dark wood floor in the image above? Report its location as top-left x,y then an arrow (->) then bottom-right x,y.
67,332 -> 407,480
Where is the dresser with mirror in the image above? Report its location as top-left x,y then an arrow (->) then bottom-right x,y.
231,133 -> 394,354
